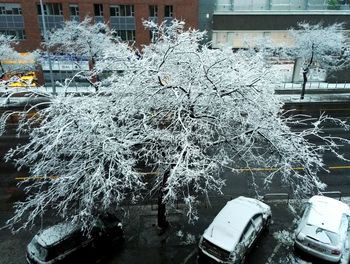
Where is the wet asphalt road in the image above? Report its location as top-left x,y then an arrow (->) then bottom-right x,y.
1,102 -> 350,264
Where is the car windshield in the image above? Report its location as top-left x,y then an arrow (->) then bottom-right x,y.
307,224 -> 339,245
32,239 -> 48,261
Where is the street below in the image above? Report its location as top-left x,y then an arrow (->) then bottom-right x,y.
1,101 -> 350,263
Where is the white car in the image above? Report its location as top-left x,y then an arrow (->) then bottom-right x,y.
294,195 -> 350,263
198,196 -> 272,263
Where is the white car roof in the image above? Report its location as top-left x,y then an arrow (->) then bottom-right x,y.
307,195 -> 350,234
36,222 -> 79,247
203,196 -> 270,252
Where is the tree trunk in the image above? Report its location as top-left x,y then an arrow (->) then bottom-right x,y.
90,57 -> 99,92
157,169 -> 170,229
300,69 -> 308,100
301,44 -> 314,100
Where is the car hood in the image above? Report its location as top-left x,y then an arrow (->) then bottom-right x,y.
203,224 -> 239,252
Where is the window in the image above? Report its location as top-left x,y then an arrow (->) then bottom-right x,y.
0,29 -> 26,40
37,3 -> 63,15
149,5 -> 158,17
240,221 -> 255,243
115,30 -> 135,42
94,4 -> 103,16
110,5 -> 120,16
69,4 -> 79,16
251,214 -> 263,230
110,5 -> 134,16
164,5 -> 173,17
0,3 -> 22,15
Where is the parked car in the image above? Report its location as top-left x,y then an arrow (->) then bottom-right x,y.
1,71 -> 38,88
198,196 -> 271,263
26,213 -> 124,264
294,195 -> 350,263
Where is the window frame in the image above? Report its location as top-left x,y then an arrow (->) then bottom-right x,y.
37,3 -> 63,16
149,5 -> 158,17
164,5 -> 173,17
110,5 -> 120,17
0,3 -> 22,15
0,29 -> 26,40
94,3 -> 104,16
69,4 -> 79,16
115,30 -> 136,42
110,5 -> 134,17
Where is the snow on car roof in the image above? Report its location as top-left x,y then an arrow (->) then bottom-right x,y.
307,195 -> 350,234
203,196 -> 270,252
36,222 -> 79,247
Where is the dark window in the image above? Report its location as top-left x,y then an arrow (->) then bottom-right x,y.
251,214 -> 263,229
115,30 -> 135,41
240,221 -> 255,242
37,3 -> 63,15
0,29 -> 26,40
0,3 -> 22,15
110,5 -> 120,16
69,4 -> 79,16
149,5 -> 158,17
164,5 -> 173,17
110,5 -> 134,17
94,4 -> 103,16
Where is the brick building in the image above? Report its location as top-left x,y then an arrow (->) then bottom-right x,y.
0,0 -> 199,52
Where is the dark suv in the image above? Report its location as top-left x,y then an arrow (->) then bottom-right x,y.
26,214 -> 124,264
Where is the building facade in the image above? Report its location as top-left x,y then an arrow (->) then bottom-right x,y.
208,0 -> 350,48
0,0 -> 199,52
201,0 -> 350,82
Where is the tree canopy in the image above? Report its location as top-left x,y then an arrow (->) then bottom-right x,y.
2,20 -> 349,232
287,23 -> 350,99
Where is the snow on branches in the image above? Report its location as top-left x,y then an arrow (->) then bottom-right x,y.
45,17 -> 134,92
2,20 -> 350,232
288,23 -> 350,99
0,34 -> 21,75
289,23 -> 350,73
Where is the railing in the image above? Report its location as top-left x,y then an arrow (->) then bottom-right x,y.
263,192 -> 290,202
215,0 -> 350,12
281,81 -> 350,89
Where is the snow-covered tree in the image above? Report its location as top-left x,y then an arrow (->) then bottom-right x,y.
0,34 -> 21,77
45,17 -> 122,91
287,23 -> 350,99
2,20 -> 349,232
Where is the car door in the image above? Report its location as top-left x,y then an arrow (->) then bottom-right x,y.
241,220 -> 256,250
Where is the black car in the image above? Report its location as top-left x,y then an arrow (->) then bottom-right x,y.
26,214 -> 124,264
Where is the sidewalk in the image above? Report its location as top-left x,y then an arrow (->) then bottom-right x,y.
1,82 -> 350,106
275,82 -> 350,103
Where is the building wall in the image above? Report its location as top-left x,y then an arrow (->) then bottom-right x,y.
212,14 -> 350,48
210,4 -> 350,82
0,0 -> 198,52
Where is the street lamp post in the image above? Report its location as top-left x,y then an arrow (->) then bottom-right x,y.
39,0 -> 56,95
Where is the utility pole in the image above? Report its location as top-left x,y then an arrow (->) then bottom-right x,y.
39,0 -> 56,95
